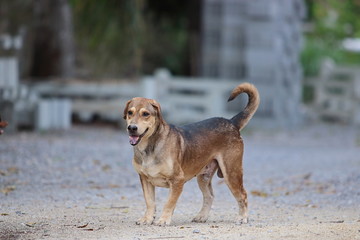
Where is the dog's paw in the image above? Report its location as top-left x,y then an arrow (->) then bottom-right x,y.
154,217 -> 171,226
192,215 -> 208,223
235,216 -> 248,225
136,216 -> 154,225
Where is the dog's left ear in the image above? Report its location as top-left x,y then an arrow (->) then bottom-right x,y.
150,99 -> 165,125
123,100 -> 132,119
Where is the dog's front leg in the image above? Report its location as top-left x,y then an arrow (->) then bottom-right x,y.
155,177 -> 185,226
137,174 -> 156,225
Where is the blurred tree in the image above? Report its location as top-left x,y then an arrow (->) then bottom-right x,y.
70,0 -> 136,78
0,0 -> 75,80
2,0 -> 200,79
70,0 -> 200,79
0,0 -> 32,35
302,0 -> 360,77
31,0 -> 75,79
144,0 -> 201,76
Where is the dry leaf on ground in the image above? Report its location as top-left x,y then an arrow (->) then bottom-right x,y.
251,190 -> 269,197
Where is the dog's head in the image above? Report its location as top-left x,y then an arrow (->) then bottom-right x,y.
123,97 -> 165,146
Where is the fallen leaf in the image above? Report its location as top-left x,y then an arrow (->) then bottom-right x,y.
303,204 -> 317,208
210,225 -> 219,228
0,213 -> 9,216
303,173 -> 312,180
85,205 -> 106,209
178,226 -> 191,229
1,186 -> 16,195
148,237 -> 185,240
102,164 -> 111,172
77,223 -> 89,228
7,167 -> 19,174
110,206 -> 129,209
82,228 -> 94,231
320,220 -> 344,224
251,190 -> 269,198
25,222 -> 36,227
93,159 -> 101,165
329,220 -> 344,223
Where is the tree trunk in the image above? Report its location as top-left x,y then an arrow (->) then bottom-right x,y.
30,0 -> 74,79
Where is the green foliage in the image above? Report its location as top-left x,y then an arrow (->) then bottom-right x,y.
69,0 -> 189,79
302,0 -> 360,77
69,0 -> 135,78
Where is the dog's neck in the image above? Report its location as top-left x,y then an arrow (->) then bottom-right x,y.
134,122 -> 169,156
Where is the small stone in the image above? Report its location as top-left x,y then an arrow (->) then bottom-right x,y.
193,229 -> 200,234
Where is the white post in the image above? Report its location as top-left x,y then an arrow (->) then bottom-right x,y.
36,100 -> 51,130
142,68 -> 171,101
142,77 -> 157,99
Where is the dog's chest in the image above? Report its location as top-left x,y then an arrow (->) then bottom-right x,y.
133,156 -> 173,188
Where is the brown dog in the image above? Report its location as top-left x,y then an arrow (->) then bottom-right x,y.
0,116 -> 8,135
123,83 -> 259,226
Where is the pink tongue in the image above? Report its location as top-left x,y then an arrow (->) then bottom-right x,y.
129,136 -> 139,145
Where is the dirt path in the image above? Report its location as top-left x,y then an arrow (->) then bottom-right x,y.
1,124 -> 359,239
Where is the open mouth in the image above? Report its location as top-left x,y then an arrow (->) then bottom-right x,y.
128,128 -> 149,146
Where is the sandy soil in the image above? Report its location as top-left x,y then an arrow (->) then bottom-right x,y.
0,123 -> 359,240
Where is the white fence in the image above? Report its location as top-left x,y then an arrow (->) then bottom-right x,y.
0,57 -> 18,100
305,62 -> 360,125
36,99 -> 71,130
0,57 -> 72,131
144,69 -> 288,127
30,69 -> 296,128
32,80 -> 138,123
143,70 -> 244,124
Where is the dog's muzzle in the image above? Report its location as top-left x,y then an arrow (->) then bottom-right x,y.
128,126 -> 148,146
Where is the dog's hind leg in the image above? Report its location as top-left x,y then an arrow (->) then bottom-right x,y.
192,160 -> 218,223
217,148 -> 248,224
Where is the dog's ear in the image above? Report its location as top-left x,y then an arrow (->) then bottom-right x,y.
150,99 -> 165,125
123,100 -> 132,119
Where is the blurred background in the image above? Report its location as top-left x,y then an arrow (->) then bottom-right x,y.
1,0 -> 360,131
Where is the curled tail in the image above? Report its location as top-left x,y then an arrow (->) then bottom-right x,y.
228,83 -> 260,131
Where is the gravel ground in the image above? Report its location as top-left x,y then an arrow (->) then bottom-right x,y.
0,123 -> 360,240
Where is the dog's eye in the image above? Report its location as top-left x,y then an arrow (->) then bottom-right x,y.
142,112 -> 150,117
127,110 -> 133,116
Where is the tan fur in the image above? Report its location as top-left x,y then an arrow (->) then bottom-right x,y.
123,83 -> 260,226
228,83 -> 260,130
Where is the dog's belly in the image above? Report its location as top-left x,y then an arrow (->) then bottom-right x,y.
147,177 -> 169,188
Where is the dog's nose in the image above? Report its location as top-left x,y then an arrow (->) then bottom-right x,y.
127,125 -> 138,132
